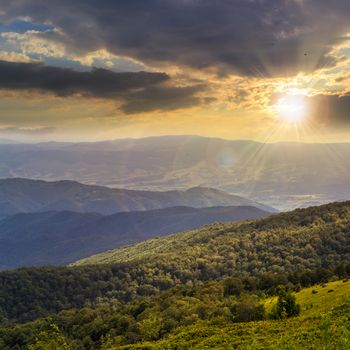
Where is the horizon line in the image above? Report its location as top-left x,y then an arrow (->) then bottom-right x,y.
3,134 -> 350,145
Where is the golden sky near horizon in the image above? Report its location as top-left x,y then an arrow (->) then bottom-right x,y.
1,1 -> 350,142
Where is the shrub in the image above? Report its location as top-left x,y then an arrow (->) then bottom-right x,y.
234,297 -> 266,322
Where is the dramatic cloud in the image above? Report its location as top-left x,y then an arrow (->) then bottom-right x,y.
1,0 -> 350,76
122,86 -> 204,114
0,60 -> 168,97
308,94 -> 350,127
1,1 -> 350,141
0,60 -> 206,113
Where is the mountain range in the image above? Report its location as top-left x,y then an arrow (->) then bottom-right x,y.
1,135 -> 350,209
0,178 -> 274,218
0,205 -> 270,269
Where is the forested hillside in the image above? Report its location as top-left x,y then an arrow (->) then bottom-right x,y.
75,200 -> 350,270
0,205 -> 269,269
0,201 -> 349,326
0,276 -> 349,349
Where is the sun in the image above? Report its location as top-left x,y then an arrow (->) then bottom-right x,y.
276,94 -> 309,123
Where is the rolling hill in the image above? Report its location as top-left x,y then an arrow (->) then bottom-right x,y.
0,205 -> 270,269
0,178 -> 274,218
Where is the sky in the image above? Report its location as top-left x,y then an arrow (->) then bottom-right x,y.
0,0 -> 350,142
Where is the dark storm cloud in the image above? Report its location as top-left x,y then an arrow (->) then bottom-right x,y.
2,0 -> 350,76
308,94 -> 350,127
0,60 -> 205,112
0,60 -> 168,97
121,86 -> 204,114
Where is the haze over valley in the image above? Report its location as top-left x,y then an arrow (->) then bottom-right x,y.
1,136 -> 350,210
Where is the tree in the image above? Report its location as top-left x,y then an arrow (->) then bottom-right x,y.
223,277 -> 244,297
270,290 -> 300,319
28,324 -> 70,350
138,315 -> 163,341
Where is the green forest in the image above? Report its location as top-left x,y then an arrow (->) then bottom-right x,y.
0,201 -> 350,349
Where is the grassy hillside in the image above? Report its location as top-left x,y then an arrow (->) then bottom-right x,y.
114,280 -> 350,350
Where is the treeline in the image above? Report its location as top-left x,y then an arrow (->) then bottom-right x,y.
0,273 -> 306,350
0,260 -> 349,326
1,266 -> 347,350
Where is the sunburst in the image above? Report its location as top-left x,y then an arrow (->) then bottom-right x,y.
276,94 -> 309,124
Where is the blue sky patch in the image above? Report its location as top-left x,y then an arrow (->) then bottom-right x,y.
0,19 -> 53,33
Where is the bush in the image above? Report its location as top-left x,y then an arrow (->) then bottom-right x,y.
234,297 -> 266,322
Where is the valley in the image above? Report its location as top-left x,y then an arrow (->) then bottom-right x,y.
1,137 -> 350,210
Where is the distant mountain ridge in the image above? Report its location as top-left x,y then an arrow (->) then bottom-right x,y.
0,205 -> 270,269
0,138 -> 19,144
1,135 -> 350,209
0,178 -> 274,218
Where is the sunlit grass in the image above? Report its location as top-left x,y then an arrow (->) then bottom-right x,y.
114,279 -> 350,350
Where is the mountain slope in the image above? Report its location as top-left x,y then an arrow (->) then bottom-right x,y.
74,200 -> 350,268
0,178 -> 274,218
0,205 -> 270,269
0,201 -> 349,324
